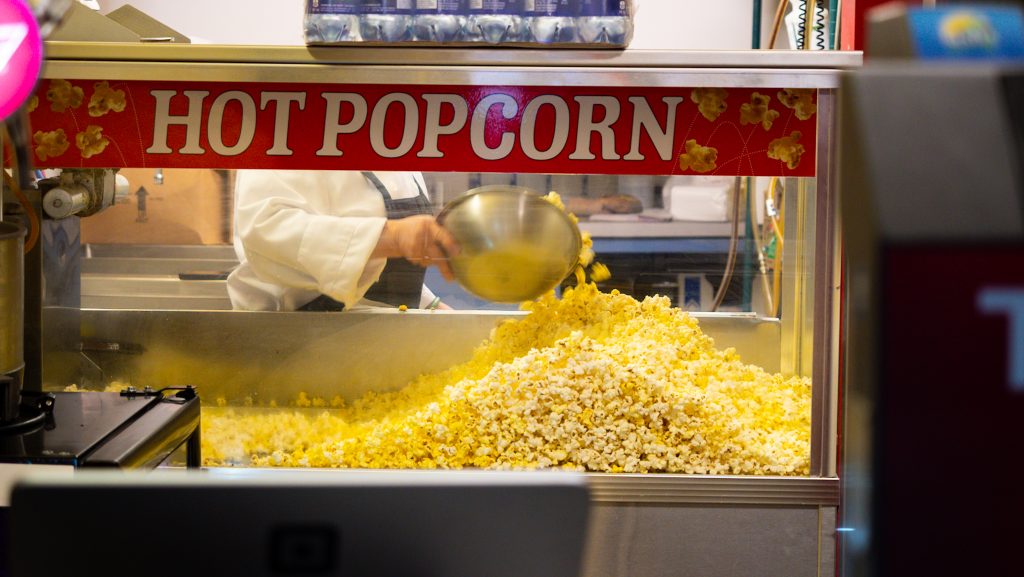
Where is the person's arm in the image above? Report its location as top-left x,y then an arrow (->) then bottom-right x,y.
234,170 -> 388,309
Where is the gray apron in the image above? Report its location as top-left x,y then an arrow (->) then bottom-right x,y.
299,172 -> 433,311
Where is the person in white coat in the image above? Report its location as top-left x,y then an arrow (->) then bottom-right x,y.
227,169 -> 459,311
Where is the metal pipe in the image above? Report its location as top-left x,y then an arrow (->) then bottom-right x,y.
0,222 -> 26,421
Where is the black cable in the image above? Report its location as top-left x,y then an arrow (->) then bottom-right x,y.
814,0 -> 826,50
796,0 -> 807,49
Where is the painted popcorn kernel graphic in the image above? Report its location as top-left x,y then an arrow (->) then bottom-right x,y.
46,79 -> 83,112
76,125 -> 110,159
33,129 -> 69,161
740,92 -> 780,131
678,139 -> 718,173
32,79 -> 126,161
690,87 -> 728,122
768,131 -> 805,169
776,88 -> 815,121
87,80 -> 126,117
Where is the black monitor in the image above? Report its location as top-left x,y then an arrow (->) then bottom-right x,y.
9,468 -> 590,577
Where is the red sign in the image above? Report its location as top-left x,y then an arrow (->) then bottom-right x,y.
25,79 -> 818,176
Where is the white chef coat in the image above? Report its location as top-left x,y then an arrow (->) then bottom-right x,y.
227,169 -> 437,311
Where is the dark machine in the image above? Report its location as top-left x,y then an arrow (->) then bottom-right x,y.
839,8 -> 1024,576
0,2 -> 199,469
1,162 -> 201,469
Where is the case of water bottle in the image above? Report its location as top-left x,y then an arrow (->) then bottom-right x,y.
304,0 -> 635,48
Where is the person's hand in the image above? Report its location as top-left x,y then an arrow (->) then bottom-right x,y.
372,215 -> 460,281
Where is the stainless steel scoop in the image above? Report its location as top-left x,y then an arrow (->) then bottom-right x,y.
437,185 -> 582,303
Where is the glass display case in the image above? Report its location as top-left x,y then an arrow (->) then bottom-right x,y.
12,42 -> 858,577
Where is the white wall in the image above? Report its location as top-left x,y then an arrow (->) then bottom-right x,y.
95,0 -> 791,49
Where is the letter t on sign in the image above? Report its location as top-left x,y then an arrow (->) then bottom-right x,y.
977,287 -> 1024,392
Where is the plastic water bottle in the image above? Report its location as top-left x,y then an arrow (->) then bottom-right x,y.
467,0 -> 524,44
305,0 -> 360,42
525,0 -> 577,43
577,0 -> 630,45
413,0 -> 467,42
360,0 -> 414,42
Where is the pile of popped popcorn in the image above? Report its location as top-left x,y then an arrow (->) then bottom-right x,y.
202,282 -> 811,475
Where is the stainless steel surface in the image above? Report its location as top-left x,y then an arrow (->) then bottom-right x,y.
42,61 -> 848,89
585,473 -> 838,505
40,44 -> 856,89
438,186 -> 582,303
583,503 -> 835,577
51,308 -> 783,397
579,220 -> 732,238
85,244 -> 238,260
44,42 -> 863,69
80,276 -> 232,310
80,244 -> 236,310
811,88 -> 840,478
0,223 -> 26,377
819,506 -> 838,577
199,467 -> 836,505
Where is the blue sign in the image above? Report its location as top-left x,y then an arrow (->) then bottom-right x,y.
908,5 -> 1024,60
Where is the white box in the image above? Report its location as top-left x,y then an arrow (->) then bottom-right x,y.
663,177 -> 733,222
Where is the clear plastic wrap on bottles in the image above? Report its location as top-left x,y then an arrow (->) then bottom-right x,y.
466,0 -> 524,44
305,0 -> 361,43
525,0 -> 577,43
360,0 -> 414,42
304,0 -> 632,46
413,0 -> 467,42
577,0 -> 631,45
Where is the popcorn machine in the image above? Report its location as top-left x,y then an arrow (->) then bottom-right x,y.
18,42 -> 857,577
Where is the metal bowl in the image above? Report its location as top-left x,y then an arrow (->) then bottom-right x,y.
438,185 -> 582,303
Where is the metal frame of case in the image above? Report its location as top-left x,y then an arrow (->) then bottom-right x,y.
26,43 -> 859,577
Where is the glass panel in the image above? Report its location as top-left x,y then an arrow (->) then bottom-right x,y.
45,166 -> 818,476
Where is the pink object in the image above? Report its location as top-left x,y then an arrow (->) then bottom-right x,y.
0,0 -> 42,121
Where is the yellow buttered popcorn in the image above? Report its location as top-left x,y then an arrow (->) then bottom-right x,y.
76,125 -> 110,159
542,190 -> 566,212
26,95 -> 38,113
46,79 -> 84,113
767,131 -> 806,170
88,81 -> 127,117
202,282 -> 811,476
678,139 -> 718,173
740,92 -> 780,131
690,88 -> 728,122
777,88 -> 816,121
33,129 -> 69,161
590,262 -> 611,282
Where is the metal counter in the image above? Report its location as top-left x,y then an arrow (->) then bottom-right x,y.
49,307 -> 783,400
